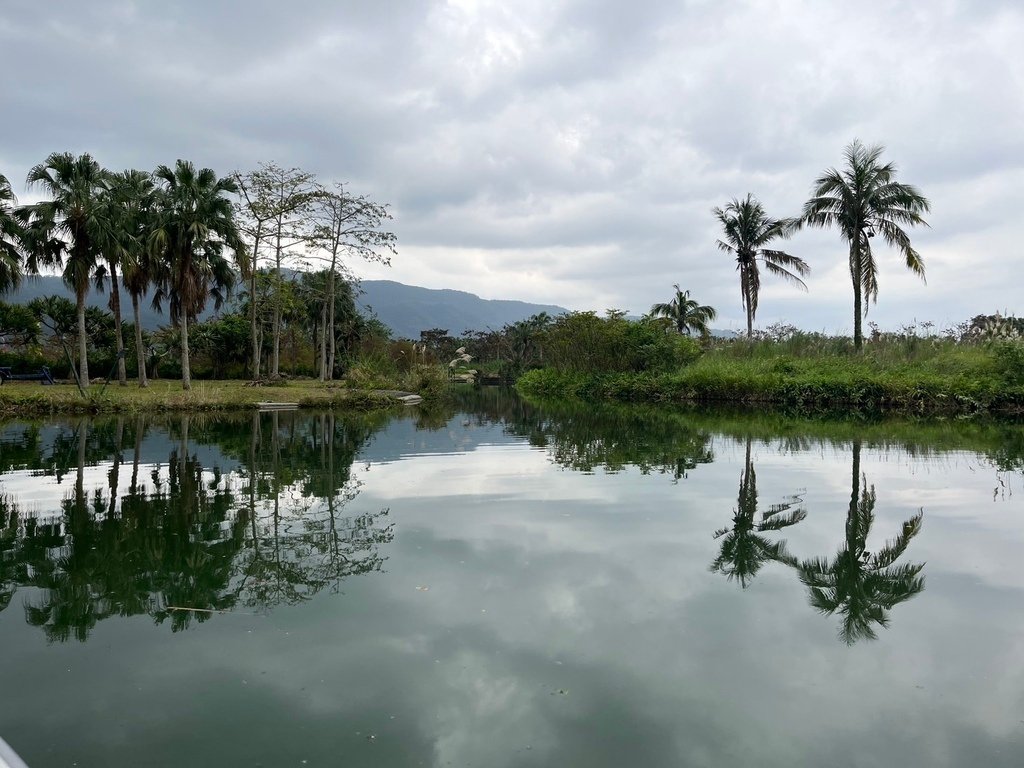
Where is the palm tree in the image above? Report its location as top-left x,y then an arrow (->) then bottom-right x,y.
109,170 -> 159,388
0,172 -> 24,295
150,160 -> 248,390
650,284 -> 717,337
96,170 -> 154,385
714,194 -> 809,338
798,439 -> 925,644
711,437 -> 807,587
801,140 -> 930,350
22,153 -> 112,388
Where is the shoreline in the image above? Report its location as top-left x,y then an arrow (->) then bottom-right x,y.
0,380 -> 425,417
515,368 -> 1024,419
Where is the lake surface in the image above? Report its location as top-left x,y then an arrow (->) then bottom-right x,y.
2,390 -> 1024,767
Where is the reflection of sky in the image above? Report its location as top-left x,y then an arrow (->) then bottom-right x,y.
2,411 -> 1024,766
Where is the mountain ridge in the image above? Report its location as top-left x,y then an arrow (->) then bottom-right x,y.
1,275 -> 570,340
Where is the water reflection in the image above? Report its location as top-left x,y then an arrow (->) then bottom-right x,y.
798,439 -> 926,644
0,395 -> 956,647
490,393 -> 715,479
710,436 -> 807,587
454,392 -> 930,643
0,411 -> 393,641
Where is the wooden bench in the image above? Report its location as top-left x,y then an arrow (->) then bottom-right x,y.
0,366 -> 56,385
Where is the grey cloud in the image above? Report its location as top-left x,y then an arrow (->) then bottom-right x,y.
2,0 -> 1021,326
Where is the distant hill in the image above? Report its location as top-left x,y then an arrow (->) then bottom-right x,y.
356,280 -> 567,339
5,275 -> 177,329
2,275 -> 569,339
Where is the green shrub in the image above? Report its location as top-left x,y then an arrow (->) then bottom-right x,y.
539,313 -> 704,375
993,341 -> 1024,384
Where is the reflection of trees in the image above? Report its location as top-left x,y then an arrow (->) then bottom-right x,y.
710,437 -> 806,587
19,435 -> 245,641
798,440 -> 925,644
0,410 -> 393,641
455,388 -> 715,479
0,494 -> 31,614
0,417 -> 130,482
232,411 -> 393,610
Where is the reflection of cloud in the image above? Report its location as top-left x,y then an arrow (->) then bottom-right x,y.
366,446 -> 612,503
4,413 -> 1024,764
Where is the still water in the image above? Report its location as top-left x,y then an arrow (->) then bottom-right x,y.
1,390 -> 1024,767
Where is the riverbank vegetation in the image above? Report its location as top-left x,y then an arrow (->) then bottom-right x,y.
512,314 -> 1024,416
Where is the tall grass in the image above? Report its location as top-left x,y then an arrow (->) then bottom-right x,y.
518,333 -> 1024,416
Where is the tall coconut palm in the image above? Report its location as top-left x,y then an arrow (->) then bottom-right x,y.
150,160 -> 248,390
801,140 -> 930,350
650,284 -> 717,337
23,153 -> 113,388
798,439 -> 925,644
0,172 -> 24,295
714,194 -> 809,338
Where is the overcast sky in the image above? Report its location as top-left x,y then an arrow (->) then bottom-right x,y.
2,0 -> 1022,333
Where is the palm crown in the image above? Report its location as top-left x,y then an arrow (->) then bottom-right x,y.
650,284 -> 717,337
150,160 -> 248,389
714,194 -> 809,337
22,152 -> 113,387
0,173 -> 23,294
801,140 -> 930,349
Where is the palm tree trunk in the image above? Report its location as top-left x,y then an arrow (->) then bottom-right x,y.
109,262 -> 127,385
180,312 -> 192,390
132,292 -> 148,388
742,270 -> 754,339
852,244 -> 863,351
76,282 -> 90,389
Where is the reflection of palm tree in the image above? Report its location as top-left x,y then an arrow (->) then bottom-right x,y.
799,440 -> 925,644
711,438 -> 806,587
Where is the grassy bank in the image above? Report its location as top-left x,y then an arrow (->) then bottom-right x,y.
0,362 -> 453,416
0,380 -> 402,416
517,338 -> 1024,416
